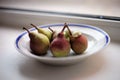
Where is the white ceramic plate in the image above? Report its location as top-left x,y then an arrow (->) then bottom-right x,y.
15,23 -> 110,65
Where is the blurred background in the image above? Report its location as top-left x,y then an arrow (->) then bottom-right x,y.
0,0 -> 120,16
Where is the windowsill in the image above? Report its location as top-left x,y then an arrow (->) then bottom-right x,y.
0,8 -> 120,42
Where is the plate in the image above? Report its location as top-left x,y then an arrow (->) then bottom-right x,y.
15,23 -> 110,65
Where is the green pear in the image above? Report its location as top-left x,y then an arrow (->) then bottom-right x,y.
23,27 -> 50,55
31,24 -> 52,41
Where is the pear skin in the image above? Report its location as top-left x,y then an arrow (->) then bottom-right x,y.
30,32 -> 50,55
50,33 -> 71,57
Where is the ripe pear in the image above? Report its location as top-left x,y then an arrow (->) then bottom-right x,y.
65,24 -> 88,54
31,24 -> 52,41
23,27 -> 50,55
50,24 -> 71,57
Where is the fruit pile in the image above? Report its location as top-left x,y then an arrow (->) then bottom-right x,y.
23,23 -> 88,57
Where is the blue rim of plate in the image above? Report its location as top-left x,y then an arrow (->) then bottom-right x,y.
15,23 -> 110,52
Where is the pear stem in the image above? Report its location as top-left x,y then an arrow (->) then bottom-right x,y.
64,23 -> 72,36
61,23 -> 67,33
48,27 -> 55,40
48,27 -> 54,33
30,23 -> 39,30
23,27 -> 30,33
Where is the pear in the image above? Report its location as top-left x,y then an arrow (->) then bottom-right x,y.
23,27 -> 50,55
31,24 -> 52,41
65,24 -> 88,54
50,24 -> 71,57
70,34 -> 88,54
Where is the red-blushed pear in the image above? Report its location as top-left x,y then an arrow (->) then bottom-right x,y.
70,34 -> 88,54
65,23 -> 88,54
23,27 -> 50,55
50,24 -> 71,57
